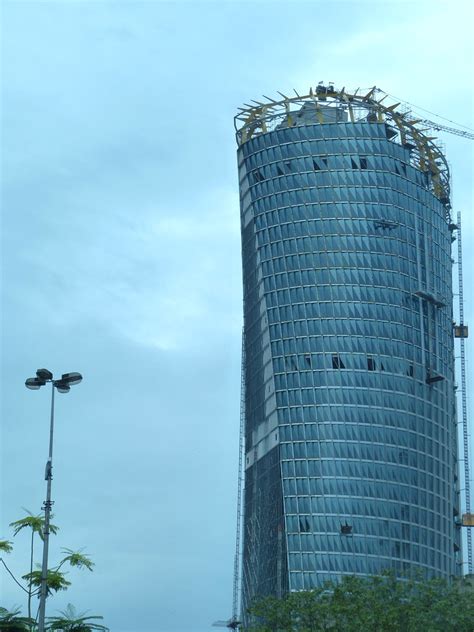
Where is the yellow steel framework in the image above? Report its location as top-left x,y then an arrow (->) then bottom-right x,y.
234,84 -> 453,217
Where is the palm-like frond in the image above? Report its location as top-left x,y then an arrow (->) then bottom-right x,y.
22,568 -> 71,595
59,549 -> 94,572
0,606 -> 36,630
46,603 -> 109,631
10,510 -> 59,540
0,539 -> 13,554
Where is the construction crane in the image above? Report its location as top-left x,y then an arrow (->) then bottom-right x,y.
456,212 -> 473,574
421,121 -> 474,140
371,87 -> 474,140
213,333 -> 246,631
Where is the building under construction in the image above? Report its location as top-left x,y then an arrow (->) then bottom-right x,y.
232,84 -> 472,622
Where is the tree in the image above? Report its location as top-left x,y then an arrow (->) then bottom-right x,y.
247,572 -> 474,632
9,511 -> 59,621
1,511 -> 102,627
46,604 -> 109,632
0,606 -> 35,632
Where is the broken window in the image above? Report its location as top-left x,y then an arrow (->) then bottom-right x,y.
367,357 -> 376,371
332,354 -> 345,369
253,169 -> 264,183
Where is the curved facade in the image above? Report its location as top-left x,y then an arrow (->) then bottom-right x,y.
236,88 -> 461,614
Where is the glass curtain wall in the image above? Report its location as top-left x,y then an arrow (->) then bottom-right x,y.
237,117 -> 460,614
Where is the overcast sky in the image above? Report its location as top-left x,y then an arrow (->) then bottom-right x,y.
1,1 -> 473,631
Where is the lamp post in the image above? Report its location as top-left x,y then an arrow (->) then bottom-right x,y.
25,368 -> 83,632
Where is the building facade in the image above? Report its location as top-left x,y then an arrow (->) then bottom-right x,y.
235,86 -> 461,613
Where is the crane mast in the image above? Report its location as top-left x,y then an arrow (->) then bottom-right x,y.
457,212 -> 473,574
232,333 -> 245,625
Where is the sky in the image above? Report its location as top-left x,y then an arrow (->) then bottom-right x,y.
1,0 -> 473,630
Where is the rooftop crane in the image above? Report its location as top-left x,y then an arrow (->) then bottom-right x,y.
372,87 -> 474,140
421,121 -> 474,140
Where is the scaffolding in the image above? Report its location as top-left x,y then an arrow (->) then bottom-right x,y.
232,332 -> 245,625
457,211 -> 473,574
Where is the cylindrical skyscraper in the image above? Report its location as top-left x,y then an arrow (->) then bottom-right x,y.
235,85 -> 461,613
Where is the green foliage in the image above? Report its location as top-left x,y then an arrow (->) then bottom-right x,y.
247,572 -> 474,632
1,512 -> 107,630
46,604 -> 109,631
21,569 -> 71,596
9,509 -> 59,621
58,550 -> 94,572
0,541 -> 13,554
0,606 -> 35,631
10,511 -> 59,541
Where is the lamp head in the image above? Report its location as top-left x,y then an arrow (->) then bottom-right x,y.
36,368 -> 53,381
25,377 -> 46,390
54,380 -> 71,394
61,372 -> 83,386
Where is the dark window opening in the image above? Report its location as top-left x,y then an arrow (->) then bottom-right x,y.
360,156 -> 368,169
407,364 -> 414,377
367,357 -> 376,371
313,159 -> 321,171
351,158 -> 358,169
299,518 -> 311,533
253,169 -> 264,183
304,354 -> 312,367
380,363 -> 385,371
277,166 -> 284,176
340,523 -> 352,535
332,354 -> 345,369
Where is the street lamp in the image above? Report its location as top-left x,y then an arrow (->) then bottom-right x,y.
25,368 -> 83,632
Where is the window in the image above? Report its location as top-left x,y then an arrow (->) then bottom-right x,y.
367,357 -> 376,371
332,354 -> 345,369
253,168 -> 264,183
